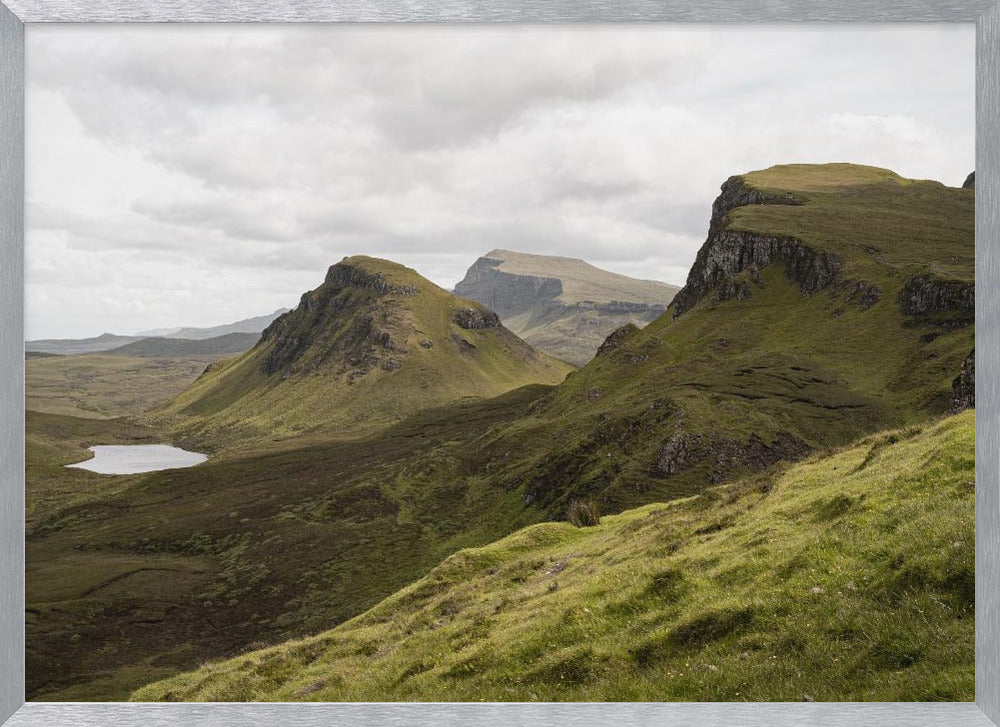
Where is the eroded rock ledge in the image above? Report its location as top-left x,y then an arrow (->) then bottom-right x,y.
671,177 -> 840,318
898,274 -> 974,318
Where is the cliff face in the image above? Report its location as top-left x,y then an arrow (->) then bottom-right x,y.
898,274 -> 975,319
454,251 -> 677,365
671,177 -> 838,318
454,256 -> 564,318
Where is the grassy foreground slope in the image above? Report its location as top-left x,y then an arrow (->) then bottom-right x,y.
135,411 -> 974,702
161,256 -> 573,446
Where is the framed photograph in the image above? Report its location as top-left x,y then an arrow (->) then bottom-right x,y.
2,2 -> 999,727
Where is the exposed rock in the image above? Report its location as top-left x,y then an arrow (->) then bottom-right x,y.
672,229 -> 841,318
840,280 -> 883,311
322,261 -> 417,298
708,176 -> 802,239
898,274 -> 974,318
655,429 -> 810,483
259,260 -> 414,377
964,172 -> 975,189
595,323 -> 640,356
455,256 -> 564,318
669,176 -> 841,318
453,307 -> 501,330
951,348 -> 975,412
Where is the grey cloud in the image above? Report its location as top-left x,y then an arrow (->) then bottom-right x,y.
24,24 -> 974,339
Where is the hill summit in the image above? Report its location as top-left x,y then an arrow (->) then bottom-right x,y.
164,256 -> 573,441
454,249 -> 679,366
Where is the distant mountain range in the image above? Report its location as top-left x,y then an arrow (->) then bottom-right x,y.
454,249 -> 680,365
105,332 -> 262,358
28,253 -> 683,368
25,309 -> 288,356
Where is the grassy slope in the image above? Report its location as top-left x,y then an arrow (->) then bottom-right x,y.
26,353 -> 221,420
26,388 -> 556,700
482,164 -> 974,516
26,164 -> 974,701
159,257 -> 573,447
134,411 -> 974,702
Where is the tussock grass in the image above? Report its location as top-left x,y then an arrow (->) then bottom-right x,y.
133,411 -> 974,702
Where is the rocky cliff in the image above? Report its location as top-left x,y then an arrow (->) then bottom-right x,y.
454,250 -> 678,365
671,177 -> 839,318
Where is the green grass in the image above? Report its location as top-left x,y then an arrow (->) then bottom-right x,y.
26,388 -> 556,700
26,164 -> 975,701
158,256 -> 574,447
132,411 -> 974,702
26,353 -> 224,419
734,164 -> 974,282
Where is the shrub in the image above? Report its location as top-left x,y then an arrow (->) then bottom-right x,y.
567,499 -> 600,528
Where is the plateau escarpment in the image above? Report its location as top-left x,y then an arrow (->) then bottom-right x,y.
455,250 -> 680,366
493,163 -> 975,515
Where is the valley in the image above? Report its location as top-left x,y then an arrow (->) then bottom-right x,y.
25,163 -> 975,702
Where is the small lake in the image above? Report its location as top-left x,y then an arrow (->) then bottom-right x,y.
65,444 -> 208,475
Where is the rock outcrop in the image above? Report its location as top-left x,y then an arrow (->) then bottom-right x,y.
595,323 -> 640,357
963,172 -> 975,189
671,177 -> 840,318
898,274 -> 974,319
654,428 -> 810,484
671,229 -> 841,318
453,307 -> 501,330
260,261 -> 412,377
951,348 -> 975,412
454,250 -> 678,366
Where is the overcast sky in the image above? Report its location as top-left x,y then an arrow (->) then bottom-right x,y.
26,24 -> 974,340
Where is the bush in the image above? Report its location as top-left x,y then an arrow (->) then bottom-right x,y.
567,499 -> 600,528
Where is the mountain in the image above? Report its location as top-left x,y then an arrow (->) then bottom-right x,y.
27,310 -> 290,356
106,332 -> 260,358
165,308 -> 290,340
133,410 -> 974,702
25,332 -> 141,355
488,163 -> 974,517
25,164 -> 974,701
454,250 -> 680,366
161,256 -> 574,441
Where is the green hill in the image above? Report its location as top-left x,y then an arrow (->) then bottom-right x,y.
133,410 -> 974,702
161,256 -> 574,444
26,164 -> 974,701
481,164 -> 974,518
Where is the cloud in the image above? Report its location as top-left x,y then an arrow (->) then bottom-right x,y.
25,24 -> 974,339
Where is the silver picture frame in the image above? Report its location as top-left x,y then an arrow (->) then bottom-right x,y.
1,2 -> 997,725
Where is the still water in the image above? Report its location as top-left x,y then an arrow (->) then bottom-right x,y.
65,444 -> 207,475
